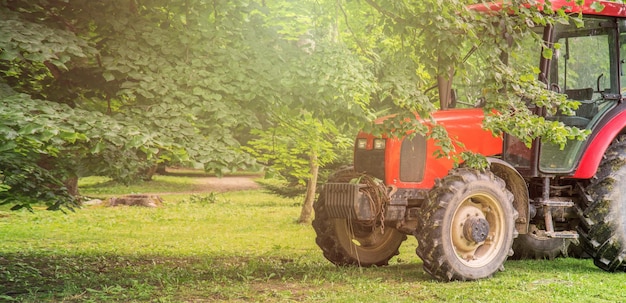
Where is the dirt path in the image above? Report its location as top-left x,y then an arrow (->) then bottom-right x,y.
191,176 -> 261,192
138,168 -> 263,195
138,176 -> 261,196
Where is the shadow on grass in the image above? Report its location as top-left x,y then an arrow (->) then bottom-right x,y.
0,251 -> 603,301
1,252 -> 417,293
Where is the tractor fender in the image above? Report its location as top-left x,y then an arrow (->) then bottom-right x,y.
573,110 -> 626,179
487,157 -> 529,235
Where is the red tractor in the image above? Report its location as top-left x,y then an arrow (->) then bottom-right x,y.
312,0 -> 626,281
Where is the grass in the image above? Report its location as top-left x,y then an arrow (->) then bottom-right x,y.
2,174 -> 626,302
77,175 -> 199,196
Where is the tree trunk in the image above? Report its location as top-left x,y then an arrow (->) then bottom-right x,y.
298,151 -> 319,224
156,163 -> 167,175
141,164 -> 159,181
64,176 -> 79,197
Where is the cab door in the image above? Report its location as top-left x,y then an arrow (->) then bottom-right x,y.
538,17 -> 620,174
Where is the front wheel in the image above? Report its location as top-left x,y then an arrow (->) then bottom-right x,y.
415,168 -> 518,281
312,190 -> 406,266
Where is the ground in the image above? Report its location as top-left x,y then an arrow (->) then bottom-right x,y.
192,175 -> 261,192
165,168 -> 261,193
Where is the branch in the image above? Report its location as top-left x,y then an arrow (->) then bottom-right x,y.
336,0 -> 369,57
362,0 -> 407,24
43,61 -> 62,79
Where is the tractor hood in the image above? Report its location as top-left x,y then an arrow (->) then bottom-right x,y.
359,108 -> 502,189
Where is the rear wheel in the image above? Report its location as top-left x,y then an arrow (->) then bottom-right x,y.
415,168 -> 517,281
510,225 -> 569,260
578,135 -> 626,271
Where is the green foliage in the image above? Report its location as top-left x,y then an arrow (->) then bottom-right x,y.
0,0 -> 608,209
0,8 -> 97,103
240,1 -> 376,188
0,155 -> 77,212
255,177 -> 307,198
183,193 -> 223,205
0,85 -> 187,186
351,0 -> 591,162
482,69 -> 588,149
1,0 -> 377,211
245,111 -> 352,185
0,1 -> 297,208
0,88 -> 81,210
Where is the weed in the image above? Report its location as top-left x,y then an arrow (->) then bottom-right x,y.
183,192 -> 226,205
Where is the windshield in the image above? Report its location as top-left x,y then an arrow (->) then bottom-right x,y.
548,18 -> 618,98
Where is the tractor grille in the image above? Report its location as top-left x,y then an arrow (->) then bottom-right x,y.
399,134 -> 426,182
354,149 -> 385,181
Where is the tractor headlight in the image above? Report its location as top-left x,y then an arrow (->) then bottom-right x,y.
356,138 -> 367,149
373,138 -> 386,150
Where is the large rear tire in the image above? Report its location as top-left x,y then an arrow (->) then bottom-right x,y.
312,194 -> 406,266
415,168 -> 517,281
578,135 -> 626,271
509,225 -> 570,260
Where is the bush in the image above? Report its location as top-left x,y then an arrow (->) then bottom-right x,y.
0,154 -> 78,212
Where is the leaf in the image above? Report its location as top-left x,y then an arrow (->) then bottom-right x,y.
91,140 -> 106,154
128,135 -> 146,148
19,123 -> 44,135
103,72 -> 115,82
542,48 -> 553,60
192,87 -> 204,96
0,48 -> 19,61
590,2 -> 605,12
39,130 -> 57,141
59,131 -> 80,143
0,141 -> 17,153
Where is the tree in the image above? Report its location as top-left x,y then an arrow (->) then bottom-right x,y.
355,0 -> 587,150
0,0 -> 308,209
251,0 -> 593,224
1,0 -> 378,211
243,0 -> 376,223
0,0 -> 594,212
246,111 -> 353,223
0,85 -> 170,210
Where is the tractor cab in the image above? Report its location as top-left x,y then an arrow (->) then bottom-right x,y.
504,15 -> 624,177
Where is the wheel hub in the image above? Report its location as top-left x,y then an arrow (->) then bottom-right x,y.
463,217 -> 490,243
451,198 -> 503,265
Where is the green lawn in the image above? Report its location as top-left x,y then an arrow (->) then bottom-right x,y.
1,176 -> 625,302
77,175 -> 201,196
